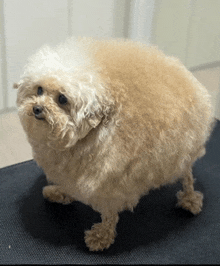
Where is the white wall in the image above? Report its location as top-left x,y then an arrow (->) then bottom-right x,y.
0,0 -> 133,112
3,0 -> 69,110
128,0 -> 155,44
152,0 -> 220,119
1,0 -> 219,115
69,0 -> 115,38
152,0 -> 220,68
185,0 -> 220,68
152,0 -> 191,63
0,0 -> 5,110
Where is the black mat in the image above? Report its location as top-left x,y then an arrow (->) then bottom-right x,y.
1,120 -> 220,264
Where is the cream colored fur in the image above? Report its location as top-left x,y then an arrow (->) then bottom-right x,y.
15,37 -> 215,251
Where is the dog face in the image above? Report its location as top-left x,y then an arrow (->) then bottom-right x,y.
15,74 -> 109,150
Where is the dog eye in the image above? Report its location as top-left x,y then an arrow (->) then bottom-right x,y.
59,94 -> 68,105
37,86 -> 43,96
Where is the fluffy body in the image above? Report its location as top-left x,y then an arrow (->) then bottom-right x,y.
15,37 -> 215,251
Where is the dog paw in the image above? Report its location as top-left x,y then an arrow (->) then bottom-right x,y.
84,223 -> 116,251
42,185 -> 74,204
176,190 -> 203,215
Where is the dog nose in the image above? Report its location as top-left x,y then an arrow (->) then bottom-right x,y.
33,105 -> 43,115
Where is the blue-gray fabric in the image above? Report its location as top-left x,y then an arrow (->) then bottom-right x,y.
1,120 -> 220,264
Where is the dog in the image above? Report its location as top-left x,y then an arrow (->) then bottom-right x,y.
14,37 -> 215,251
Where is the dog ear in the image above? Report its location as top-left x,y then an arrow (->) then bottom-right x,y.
73,104 -> 103,140
85,110 -> 104,128
13,80 -> 23,89
13,82 -> 19,89
74,86 -> 114,139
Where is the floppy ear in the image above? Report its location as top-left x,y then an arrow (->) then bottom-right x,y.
13,80 -> 24,89
73,80 -> 115,139
13,82 -> 19,89
85,109 -> 104,128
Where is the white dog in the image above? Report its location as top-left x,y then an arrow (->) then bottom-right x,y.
14,37 -> 215,251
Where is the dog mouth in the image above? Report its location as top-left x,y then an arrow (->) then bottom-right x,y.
35,115 -> 45,120
27,112 -> 45,121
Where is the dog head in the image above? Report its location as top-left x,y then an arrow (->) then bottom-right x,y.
15,73 -> 114,150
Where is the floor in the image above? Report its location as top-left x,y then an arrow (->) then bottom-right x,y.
0,111 -> 32,168
0,66 -> 219,169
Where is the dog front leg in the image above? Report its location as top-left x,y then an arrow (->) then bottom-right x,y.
42,185 -> 75,205
84,212 -> 119,251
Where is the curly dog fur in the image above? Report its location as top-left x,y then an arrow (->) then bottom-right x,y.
15,37 -> 215,251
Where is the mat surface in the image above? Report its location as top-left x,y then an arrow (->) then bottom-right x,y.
1,120 -> 220,264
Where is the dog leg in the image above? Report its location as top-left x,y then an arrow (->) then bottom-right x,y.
84,212 -> 119,251
42,185 -> 75,204
176,166 -> 203,215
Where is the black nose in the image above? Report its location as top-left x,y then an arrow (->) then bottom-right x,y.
33,105 -> 43,115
